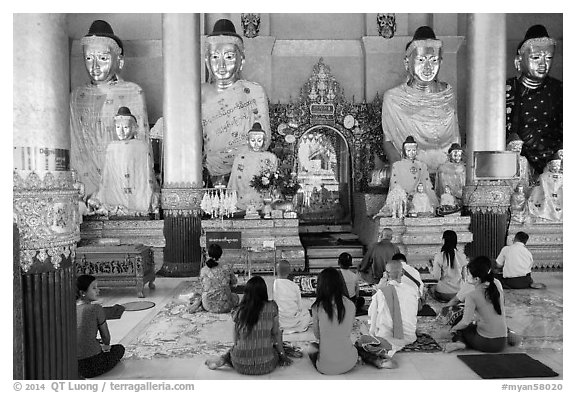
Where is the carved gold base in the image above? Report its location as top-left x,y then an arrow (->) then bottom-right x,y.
508,221 -> 563,268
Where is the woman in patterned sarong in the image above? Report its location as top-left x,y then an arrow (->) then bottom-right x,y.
200,244 -> 239,313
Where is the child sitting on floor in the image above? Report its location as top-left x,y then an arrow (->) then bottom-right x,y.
273,260 -> 312,334
337,252 -> 366,315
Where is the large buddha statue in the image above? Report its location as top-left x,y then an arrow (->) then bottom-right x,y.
385,136 -> 438,209
435,143 -> 466,201
89,107 -> 159,216
527,152 -> 562,222
202,19 -> 271,183
70,20 -> 150,198
506,25 -> 562,175
381,26 -> 460,173
228,122 -> 278,211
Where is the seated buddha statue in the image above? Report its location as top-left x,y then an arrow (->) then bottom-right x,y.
89,107 -> 159,216
385,136 -> 438,209
506,133 -> 533,190
381,26 -> 460,173
435,143 -> 466,201
228,122 -> 278,211
510,184 -> 528,223
440,185 -> 457,207
408,182 -> 435,217
202,19 -> 271,184
527,152 -> 562,222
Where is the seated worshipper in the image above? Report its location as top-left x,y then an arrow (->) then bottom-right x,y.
510,184 -> 528,224
381,26 -> 460,173
76,275 -> 125,378
408,182 -> 435,217
273,260 -> 311,334
90,107 -> 158,216
309,268 -> 358,375
527,152 -> 563,222
202,19 -> 271,183
506,25 -> 562,176
71,20 -> 150,198
445,256 -> 511,353
200,244 -> 239,313
205,276 -> 292,374
435,143 -> 466,200
378,253 -> 425,312
428,230 -> 467,302
337,252 -> 366,315
228,122 -> 278,211
506,133 -> 533,190
358,227 -> 400,285
386,136 -> 438,209
364,259 -> 419,365
494,231 -> 540,289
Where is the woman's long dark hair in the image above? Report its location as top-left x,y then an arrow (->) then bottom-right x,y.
441,230 -> 458,269
467,256 -> 502,315
311,267 -> 347,324
76,274 -> 96,300
234,275 -> 268,336
206,244 -> 223,268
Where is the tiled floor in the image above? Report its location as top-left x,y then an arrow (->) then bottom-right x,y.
93,271 -> 563,381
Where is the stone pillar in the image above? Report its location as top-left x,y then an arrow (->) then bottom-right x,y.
159,14 -> 204,277
463,14 -> 511,260
13,13 -> 79,379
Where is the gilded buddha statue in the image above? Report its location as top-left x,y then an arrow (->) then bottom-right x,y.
381,26 -> 460,174
527,152 -> 562,222
228,122 -> 278,212
70,20 -> 150,198
89,107 -> 159,216
386,136 -> 438,210
506,25 -> 562,176
202,19 -> 271,185
435,143 -> 466,201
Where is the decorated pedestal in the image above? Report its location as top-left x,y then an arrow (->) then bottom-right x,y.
80,220 -> 165,271
377,216 -> 473,270
507,221 -> 563,269
75,244 -> 156,298
200,218 -> 305,273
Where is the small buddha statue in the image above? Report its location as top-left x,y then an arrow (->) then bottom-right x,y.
90,107 -> 159,216
440,185 -> 457,207
381,26 -> 460,173
408,182 -> 435,217
70,20 -> 150,198
506,25 -> 562,176
202,19 -> 271,183
228,122 -> 278,211
385,135 -> 438,209
506,133 -> 533,189
435,143 -> 466,200
528,152 -> 562,222
510,184 -> 528,223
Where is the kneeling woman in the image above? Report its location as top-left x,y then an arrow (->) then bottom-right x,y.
205,276 -> 292,375
76,275 -> 125,378
309,267 -> 358,374
445,256 -> 508,353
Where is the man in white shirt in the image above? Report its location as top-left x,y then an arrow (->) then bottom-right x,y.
495,231 -> 535,289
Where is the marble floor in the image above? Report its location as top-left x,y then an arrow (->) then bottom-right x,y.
91,271 -> 564,384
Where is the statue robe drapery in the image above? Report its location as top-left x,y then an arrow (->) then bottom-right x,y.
228,151 -> 278,210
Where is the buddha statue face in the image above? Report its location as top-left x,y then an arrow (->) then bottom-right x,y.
404,143 -> 418,161
557,149 -> 563,161
515,43 -> 555,82
516,184 -> 525,195
416,183 -> 424,193
548,159 -> 561,173
444,185 -> 452,195
405,46 -> 441,85
507,140 -> 524,153
248,131 -> 265,152
450,149 -> 463,163
83,42 -> 123,84
114,116 -> 136,140
206,42 -> 244,88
